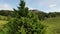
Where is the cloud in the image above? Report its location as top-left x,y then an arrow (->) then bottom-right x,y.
0,3 -> 13,10
27,0 -> 60,12
49,4 -> 56,8
28,6 -> 37,10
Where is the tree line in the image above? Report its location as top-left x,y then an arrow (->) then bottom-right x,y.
0,10 -> 60,20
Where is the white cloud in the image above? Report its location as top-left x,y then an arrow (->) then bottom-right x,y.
49,4 -> 56,8
36,0 -> 60,12
28,7 -> 36,10
0,4 -> 13,10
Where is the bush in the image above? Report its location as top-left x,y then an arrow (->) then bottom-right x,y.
6,17 -> 46,34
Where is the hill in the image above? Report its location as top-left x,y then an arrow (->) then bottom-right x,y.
43,17 -> 60,34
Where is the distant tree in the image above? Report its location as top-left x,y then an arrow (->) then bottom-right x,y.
0,10 -> 15,17
30,10 -> 48,20
48,12 -> 56,18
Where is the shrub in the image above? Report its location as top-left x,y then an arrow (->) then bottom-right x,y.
6,17 -> 46,34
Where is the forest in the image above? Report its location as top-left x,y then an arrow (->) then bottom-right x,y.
0,0 -> 60,34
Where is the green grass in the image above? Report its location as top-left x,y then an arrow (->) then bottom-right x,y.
43,17 -> 60,34
0,20 -> 8,34
0,20 -> 8,28
0,16 -> 60,34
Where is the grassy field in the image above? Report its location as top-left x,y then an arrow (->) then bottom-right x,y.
0,20 -> 7,29
43,17 -> 60,34
0,17 -> 60,34
0,20 -> 8,34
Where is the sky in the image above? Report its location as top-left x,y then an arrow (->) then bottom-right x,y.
0,0 -> 60,13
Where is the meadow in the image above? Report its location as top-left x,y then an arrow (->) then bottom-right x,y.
43,17 -> 60,34
0,16 -> 60,34
0,20 -> 7,34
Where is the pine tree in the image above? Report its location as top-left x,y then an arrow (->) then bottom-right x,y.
5,0 -> 47,34
13,0 -> 29,18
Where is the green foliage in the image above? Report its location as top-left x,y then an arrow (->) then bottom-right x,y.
0,15 -> 11,21
47,12 -> 60,18
0,10 -> 14,16
5,0 -> 47,34
6,17 -> 46,34
30,10 -> 48,20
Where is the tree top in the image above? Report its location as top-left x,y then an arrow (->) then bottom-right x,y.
21,0 -> 24,1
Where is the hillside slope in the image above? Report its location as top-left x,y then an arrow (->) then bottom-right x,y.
43,17 -> 60,34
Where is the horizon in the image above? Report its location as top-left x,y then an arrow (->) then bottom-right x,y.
0,0 -> 60,13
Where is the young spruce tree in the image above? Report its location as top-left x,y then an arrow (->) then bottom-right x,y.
5,0 -> 47,34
